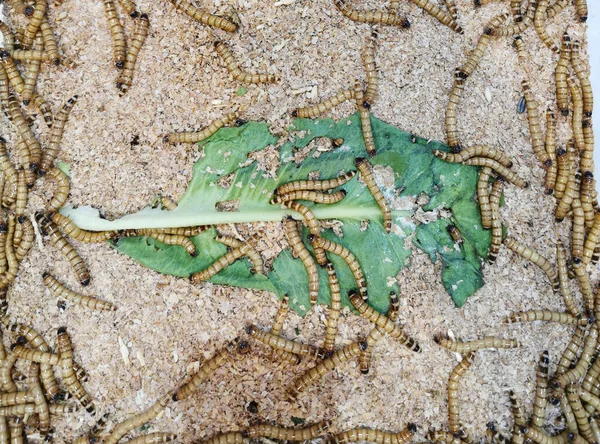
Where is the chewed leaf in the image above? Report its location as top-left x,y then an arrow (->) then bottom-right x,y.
65,114 -> 491,313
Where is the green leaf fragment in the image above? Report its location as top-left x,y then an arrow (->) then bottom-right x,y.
56,161 -> 71,178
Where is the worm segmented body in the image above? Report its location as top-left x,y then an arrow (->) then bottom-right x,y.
293,89 -> 354,118
355,157 -> 391,231
40,95 -> 78,175
247,422 -> 331,441
51,213 -> 115,243
103,0 -> 126,68
463,158 -> 528,188
503,236 -> 558,290
215,42 -> 278,84
276,171 -> 356,195
522,81 -> 551,167
556,34 -> 571,116
448,352 -> 475,437
164,112 -> 240,144
445,69 -> 464,150
169,0 -> 237,32
43,273 -> 116,311
57,327 -> 95,413
434,145 -> 512,168
334,0 -> 410,27
434,335 -> 520,353
116,13 -> 149,96
331,425 -> 417,444
284,217 -> 319,305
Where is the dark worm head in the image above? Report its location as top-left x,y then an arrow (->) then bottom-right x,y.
307,234 -> 316,243
57,326 -> 67,335
408,423 -> 418,433
245,325 -> 256,335
116,61 -> 125,69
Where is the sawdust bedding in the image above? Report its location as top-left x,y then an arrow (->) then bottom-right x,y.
0,0 -> 592,442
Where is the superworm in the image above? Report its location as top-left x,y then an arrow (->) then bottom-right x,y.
566,383 -> 595,441
363,30 -> 378,106
0,65 -> 9,112
555,167 -> 578,222
144,226 -> 208,237
509,390 -> 526,427
360,291 -> 399,374
531,350 -> 549,428
579,388 -> 600,411
572,262 -> 594,313
580,173 -> 595,228
582,118 -> 594,172
11,345 -> 59,365
0,390 -> 30,406
57,327 -> 95,413
488,178 -> 503,263
554,147 -> 570,200
581,211 -> 600,266
160,196 -> 177,210
513,36 -> 526,63
546,0 -> 569,19
557,242 -> 580,317
569,77 -> 585,153
7,94 -> 41,171
28,363 -> 50,434
271,189 -> 346,205
533,0 -> 559,54
168,0 -> 237,32
246,325 -> 318,357
463,158 -> 528,188
477,167 -> 492,229
43,273 -> 116,311
39,18 -> 59,65
309,235 -> 367,300
355,157 -> 391,231
39,95 -> 78,176
46,167 -> 70,213
459,30 -> 494,78
553,326 -> 598,388
214,42 -> 277,84
503,310 -> 586,326
582,357 -> 600,396
522,81 -> 551,167
445,69 -> 464,151
425,430 -> 462,444
9,417 -> 22,444
164,112 -> 240,144
544,109 -> 557,193
0,403 -> 36,416
523,427 -> 570,444
486,0 -> 536,37
410,0 -> 462,33
287,340 -> 367,398
554,389 -> 578,433
116,0 -> 136,15
446,225 -> 462,244
0,215 -> 19,286
284,217 -> 319,305
556,34 -> 571,116
247,422 -> 331,441
215,235 -> 263,274
331,424 -> 417,444
0,22 -> 14,51
121,433 -> 177,444
448,352 -> 475,437
322,262 -> 341,354
575,0 -> 588,22
174,341 -> 235,401
21,37 -> 41,105
278,200 -> 326,265
22,0 -> 46,48
104,392 -> 173,444
349,292 -> 420,352
334,0 -> 411,28
433,145 -> 513,168
269,294 -> 299,364
51,213 -> 115,243
275,171 -> 356,195
434,334 -> 519,353
503,236 -> 558,290
73,361 -> 88,382
293,89 -> 354,118
15,169 -> 26,216
116,13 -> 149,96
201,432 -> 245,444
571,42 -> 593,117
354,81 -> 376,156
121,229 -> 196,255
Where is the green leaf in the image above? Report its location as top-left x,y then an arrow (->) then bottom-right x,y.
56,161 -> 71,178
236,86 -> 248,96
63,114 -> 491,312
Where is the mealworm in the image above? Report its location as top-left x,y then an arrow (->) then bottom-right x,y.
0,403 -> 36,416
446,225 -> 462,244
0,389 -> 30,406
322,262 -> 341,355
355,157 -> 392,231
278,200 -> 326,265
513,36 -> 526,63
200,432 -> 245,444
523,427 -> 570,444
46,167 -> 70,213
509,390 -> 526,427
410,0 -> 462,33
569,77 -> 585,153
522,81 -> 551,167
459,29 -> 494,79
163,112 -> 240,144
582,118 -> 594,172
555,168 -> 578,223
51,213 -> 115,244
0,22 -> 14,51
579,388 -> 600,412
556,34 -> 571,116
276,171 -> 356,195
571,42 -> 593,117
104,392 -> 172,444
448,352 -> 475,437
566,383 -> 595,441
486,0 -> 536,37
546,0 -> 569,19
293,89 -> 354,118
463,158 -> 528,188
309,235 -> 367,300
36,213 -> 90,286
39,18 -> 59,65
215,235 -> 263,275
214,41 -> 277,84
116,0 -> 136,15
488,178 -> 503,264
15,169 -> 26,216
531,350 -> 549,428
28,363 -> 50,435
354,81 -> 376,156
503,310 -> 586,325
425,430 -> 462,444
160,196 -> 177,210
544,109 -> 557,194
533,0 -> 559,54
477,167 -> 492,229
332,424 -> 417,444
582,356 -> 600,396
121,229 -> 196,255
168,0 -> 237,32
7,94 -> 41,171
349,292 -> 420,352
73,361 -> 88,382
9,418 -> 23,444
247,422 -> 331,441
575,0 -> 587,22
39,95 -> 78,176
143,226 -> 208,237
362,30 -> 378,106
503,236 -> 558,290
22,0 -> 46,48
271,189 -> 346,205
554,147 -> 569,199
581,211 -> 600,266
57,327 -> 95,413
116,13 -> 149,96
190,234 -> 259,283
21,36 -> 41,105
571,263 -> 594,314
284,217 -> 319,305
434,334 -> 519,353
0,65 -> 9,112
556,242 -> 580,318
334,0 -> 410,27
433,145 -> 513,168
11,345 -> 59,364
580,173 -> 595,228
43,273 -> 116,311
269,294 -> 299,364
13,217 -> 32,261
445,69 -> 464,151
0,353 -> 18,393
246,325 -> 318,357
121,433 -> 177,444
287,340 -> 367,398
553,326 -> 598,388
0,215 -> 19,286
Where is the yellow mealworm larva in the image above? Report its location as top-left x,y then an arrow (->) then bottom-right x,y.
362,29 -> 378,106
579,389 -> 600,412
411,0 -> 463,33
557,326 -> 585,380
27,363 -> 50,434
523,426 -> 570,444
546,0 -> 569,19
580,173 -> 596,229
39,95 -> 78,175
215,235 -> 263,274
572,263 -> 594,314
322,262 -> 341,354
10,49 -> 53,63
284,217 -> 319,305
0,65 -> 9,112
425,430 -> 462,444
10,345 -> 59,365
15,169 -> 26,216
503,236 -> 558,290
445,69 -> 465,151
36,213 -> 90,286
544,109 -> 557,194
486,0 -> 536,37
0,403 -> 36,416
271,189 -> 347,205
51,213 -> 115,243
293,89 -> 354,118
463,158 -> 528,188
57,327 -> 95,413
46,167 -> 70,213
571,42 -> 593,117
168,0 -> 237,32
121,229 -> 196,255
448,352 -> 475,437
509,390 -> 526,428
271,294 -> 289,337
434,334 -> 519,353
160,196 -> 177,210
355,157 -> 391,232
433,145 -> 513,168
200,432 -> 245,444
173,341 -> 235,401
22,0 -> 46,48
190,234 -> 259,283
247,422 -> 331,441
121,433 -> 177,444
43,273 -> 116,311
0,215 -> 19,286
0,226 -> 6,277
116,0 -> 136,15
569,76 -> 585,153
20,37 -> 41,105
332,424 -> 417,444
513,36 -> 526,64
279,200 -> 326,265
214,41 -> 278,84
354,81 -> 376,156
163,112 -> 240,144
503,310 -> 585,325
581,211 -> 600,266
477,167 -> 492,229
334,0 -> 411,28
349,292 -> 420,352
488,178 -> 503,264
309,235 -> 367,300
39,18 -> 59,65
522,80 -> 551,167
566,383 -> 595,442
556,242 -> 580,317
0,22 -> 14,51
7,94 -> 41,171
531,350 -> 549,428
116,12 -> 149,96
555,168 -> 578,222
246,325 -> 318,357
553,326 -> 598,388
554,147 -> 570,200
574,0 -> 588,22
446,225 -> 462,244
554,389 -> 578,434
582,117 -> 594,174
459,30 -> 494,78
533,0 -> 559,54
556,34 -> 571,116
276,171 -> 356,195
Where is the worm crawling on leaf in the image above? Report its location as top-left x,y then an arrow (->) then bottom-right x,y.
433,145 -> 513,168
51,213 -> 115,243
354,81 -> 376,156
355,157 -> 391,232
488,178 -> 503,264
276,171 -> 356,195
164,112 -> 240,144
271,189 -> 346,205
463,158 -> 528,188
279,200 -> 326,265
215,235 -> 263,275
284,217 -> 319,305
120,229 -> 196,255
